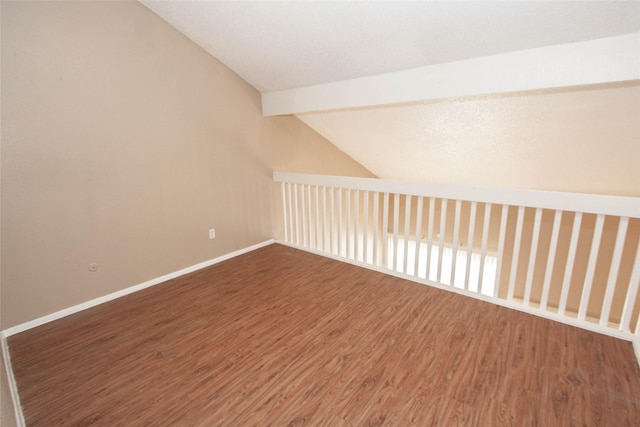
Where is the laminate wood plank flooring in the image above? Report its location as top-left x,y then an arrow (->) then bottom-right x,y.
7,244 -> 640,426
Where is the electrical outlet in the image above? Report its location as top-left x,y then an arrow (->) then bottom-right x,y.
209,229 -> 216,239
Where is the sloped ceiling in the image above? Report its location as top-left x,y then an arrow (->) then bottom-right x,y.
141,1 -> 640,190
141,1 -> 639,92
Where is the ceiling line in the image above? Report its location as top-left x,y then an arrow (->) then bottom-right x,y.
262,33 -> 640,116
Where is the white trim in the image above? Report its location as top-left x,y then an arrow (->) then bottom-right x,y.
274,172 -> 640,218
2,239 -> 275,337
262,33 -> 640,116
276,240 -> 636,343
1,334 -> 26,427
634,338 -> 640,370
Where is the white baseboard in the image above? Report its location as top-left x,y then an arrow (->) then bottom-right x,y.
1,334 -> 26,427
2,239 -> 275,337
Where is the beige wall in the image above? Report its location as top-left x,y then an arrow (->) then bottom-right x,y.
0,0 -> 372,331
299,82 -> 640,197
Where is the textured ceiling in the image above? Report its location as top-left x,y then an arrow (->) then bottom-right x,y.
297,83 -> 640,194
140,1 -> 640,190
141,1 -> 640,92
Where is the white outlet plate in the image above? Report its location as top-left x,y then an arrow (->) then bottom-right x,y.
209,229 -> 216,239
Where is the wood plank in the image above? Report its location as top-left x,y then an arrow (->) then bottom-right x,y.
8,244 -> 640,426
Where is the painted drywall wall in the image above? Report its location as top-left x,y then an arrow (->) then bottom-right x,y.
0,0 -> 372,330
298,83 -> 640,197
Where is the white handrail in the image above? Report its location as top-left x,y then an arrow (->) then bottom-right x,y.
274,172 -> 640,218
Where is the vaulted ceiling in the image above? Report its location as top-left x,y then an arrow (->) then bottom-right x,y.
140,1 -> 640,188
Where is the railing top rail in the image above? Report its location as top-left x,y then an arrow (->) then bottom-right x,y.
274,172 -> 640,218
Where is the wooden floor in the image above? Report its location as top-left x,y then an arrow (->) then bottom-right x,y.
8,244 -> 640,426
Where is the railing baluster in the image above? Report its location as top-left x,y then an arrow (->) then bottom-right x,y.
540,210 -> 562,310
507,206 -> 525,301
393,194 -> 400,271
437,199 -> 447,284
287,183 -> 294,245
363,191 -> 369,264
307,185 -> 313,248
382,193 -> 389,268
354,190 -> 360,261
478,203 -> 492,294
282,182 -> 289,243
451,200 -> 462,287
301,185 -> 308,247
620,237 -> 640,332
329,187 -> 335,254
346,189 -> 351,259
337,188 -> 343,257
314,185 -> 320,250
307,186 -> 312,247
524,208 -> 543,305
321,186 -> 327,252
464,201 -> 477,291
558,212 -> 583,316
426,197 -> 435,281
294,184 -> 300,246
373,192 -> 379,266
494,204 -> 509,298
414,197 -> 424,277
578,214 -> 605,321
302,185 -> 306,245
600,216 -> 629,326
403,195 -> 412,274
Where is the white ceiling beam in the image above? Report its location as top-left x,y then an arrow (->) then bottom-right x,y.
262,32 -> 640,116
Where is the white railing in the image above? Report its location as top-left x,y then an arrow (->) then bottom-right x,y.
274,172 -> 640,341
